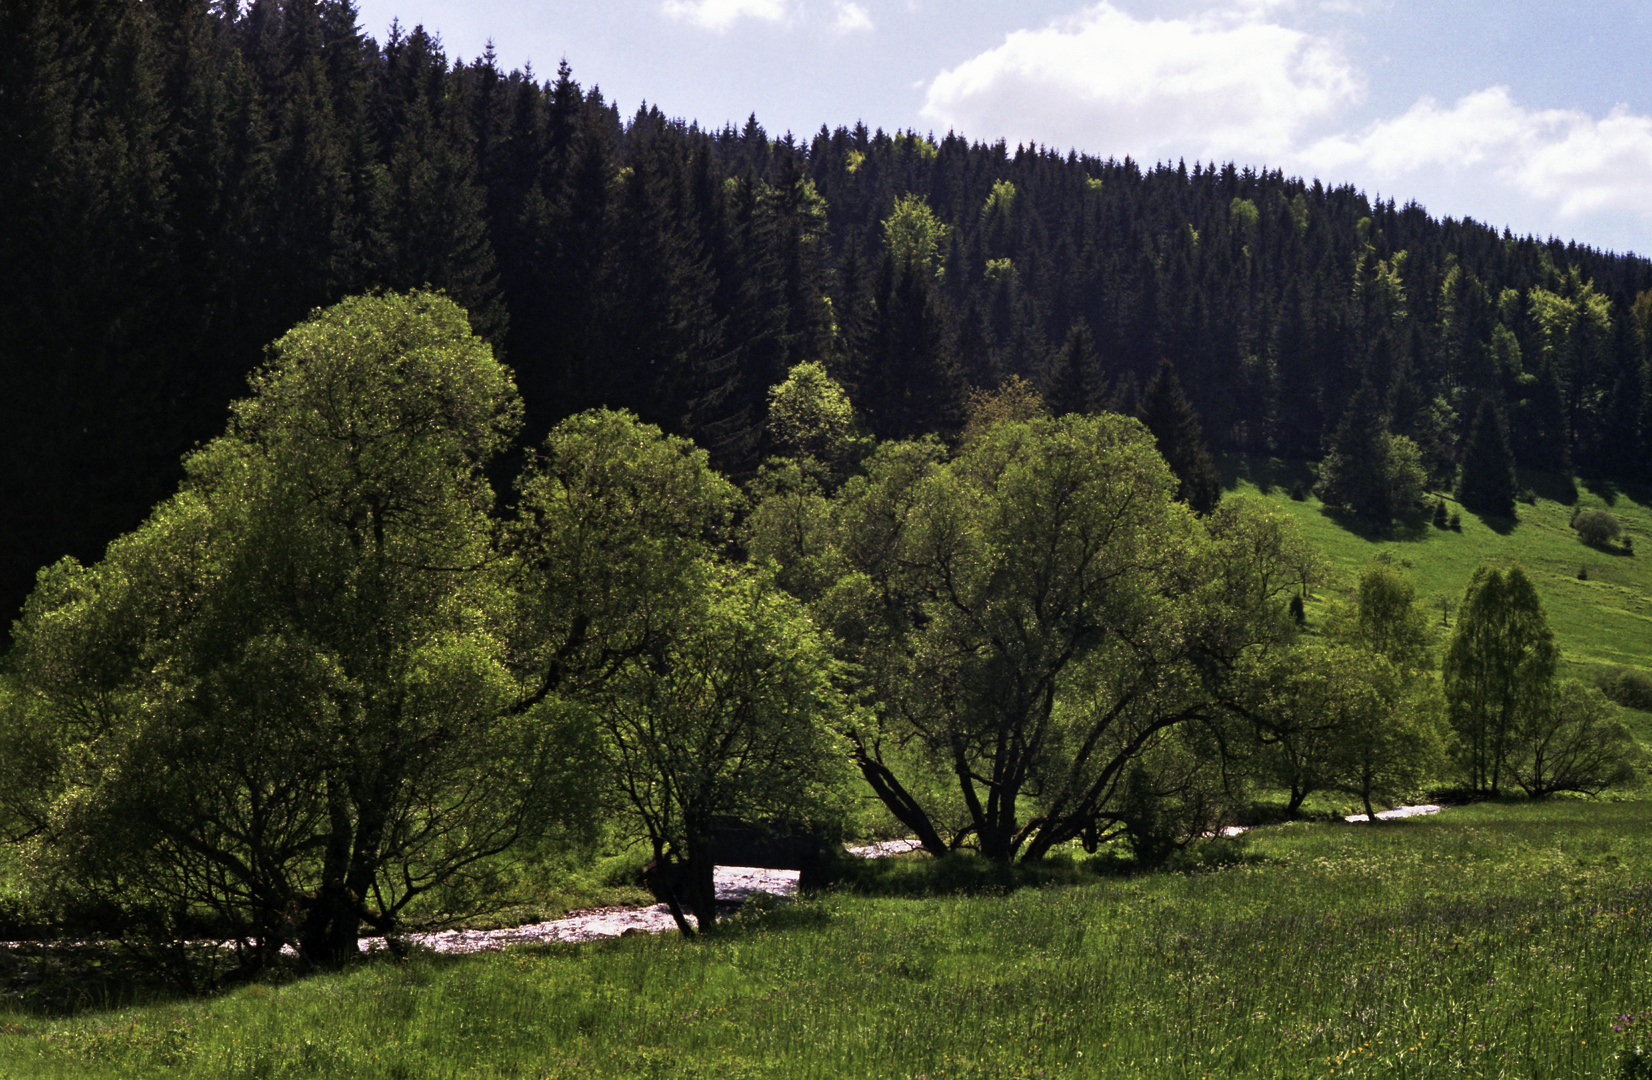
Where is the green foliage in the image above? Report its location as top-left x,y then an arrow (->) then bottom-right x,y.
1139,360 -> 1221,515
880,193 -> 949,278
510,408 -> 742,703
1511,679 -> 1644,797
753,415 -> 1313,863
1246,641 -> 1444,819
1576,508 -> 1623,549
981,179 -> 1017,220
764,361 -> 865,474
1598,667 -> 1652,712
0,292 -> 597,970
593,565 -> 853,934
1444,565 -> 1560,795
1316,384 -> 1425,525
959,374 -> 1045,442
1324,561 -> 1438,672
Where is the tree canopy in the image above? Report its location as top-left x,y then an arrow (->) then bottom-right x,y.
1,292 -> 596,968
751,413 -> 1316,863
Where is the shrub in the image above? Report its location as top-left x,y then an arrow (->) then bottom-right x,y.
1575,509 -> 1622,549
1597,667 -> 1652,712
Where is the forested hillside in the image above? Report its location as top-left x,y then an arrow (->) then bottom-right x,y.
7,0 -> 1652,637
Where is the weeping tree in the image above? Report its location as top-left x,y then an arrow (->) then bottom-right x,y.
748,413 -> 1318,863
0,292 -> 598,972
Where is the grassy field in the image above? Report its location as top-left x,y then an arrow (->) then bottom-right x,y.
5,799 -> 1652,1079
1224,459 -> 1652,688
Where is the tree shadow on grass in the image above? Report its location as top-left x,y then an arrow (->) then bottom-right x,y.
1218,454 -> 1315,498
1521,468 -> 1578,506
1316,504 -> 1433,542
1579,473 -> 1627,507
1471,510 -> 1518,536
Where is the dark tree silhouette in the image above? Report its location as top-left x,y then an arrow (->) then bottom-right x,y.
1455,399 -> 1517,518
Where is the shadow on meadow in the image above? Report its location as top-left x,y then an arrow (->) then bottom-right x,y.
1315,503 -> 1434,542
825,837 -> 1265,900
1524,468 -> 1580,507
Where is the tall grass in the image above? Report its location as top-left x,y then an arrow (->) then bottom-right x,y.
5,799 -> 1652,1079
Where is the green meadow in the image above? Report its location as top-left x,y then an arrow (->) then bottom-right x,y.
1228,460 -> 1652,684
5,800 -> 1652,1079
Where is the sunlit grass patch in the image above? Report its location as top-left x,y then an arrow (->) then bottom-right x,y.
1227,460 -> 1652,689
6,799 -> 1652,1078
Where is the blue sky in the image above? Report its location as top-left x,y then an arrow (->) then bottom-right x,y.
350,0 -> 1652,258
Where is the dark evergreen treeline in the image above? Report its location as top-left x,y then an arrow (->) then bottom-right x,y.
7,0 -> 1652,637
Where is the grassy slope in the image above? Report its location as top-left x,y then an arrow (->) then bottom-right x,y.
6,800 -> 1652,1079
1226,459 -> 1652,684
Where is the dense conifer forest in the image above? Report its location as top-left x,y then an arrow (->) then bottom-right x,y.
7,0 -> 1652,640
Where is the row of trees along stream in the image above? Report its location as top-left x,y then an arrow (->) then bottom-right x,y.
1,293 -> 1640,981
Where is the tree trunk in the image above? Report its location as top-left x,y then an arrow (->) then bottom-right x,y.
299,783 -> 361,966
684,834 -> 719,934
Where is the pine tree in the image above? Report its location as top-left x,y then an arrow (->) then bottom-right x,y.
859,251 -> 962,440
1316,381 -> 1399,524
1513,360 -> 1572,473
1041,320 -> 1100,417
1455,399 -> 1517,518
1269,277 -> 1323,459
1139,360 -> 1221,514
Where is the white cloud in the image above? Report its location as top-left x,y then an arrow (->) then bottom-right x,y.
661,0 -> 789,32
1302,87 -> 1652,222
916,2 -> 1652,250
833,1 -> 873,33
919,2 -> 1362,162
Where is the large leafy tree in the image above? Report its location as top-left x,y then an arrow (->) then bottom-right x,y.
1443,564 -> 1640,798
510,409 -> 853,934
594,566 -> 850,935
1,292 -> 595,971
750,414 -> 1315,863
1443,565 -> 1558,795
1254,562 -> 1445,819
1509,679 -> 1641,798
509,408 -> 742,706
1324,561 -> 1437,674
1247,643 -> 1442,820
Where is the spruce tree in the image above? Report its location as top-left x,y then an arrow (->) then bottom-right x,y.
1513,361 -> 1572,473
1139,360 -> 1221,514
1455,399 -> 1517,518
859,251 -> 962,440
1042,320 -> 1100,417
1316,381 -> 1396,523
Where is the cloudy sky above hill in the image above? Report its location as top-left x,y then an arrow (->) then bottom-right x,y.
351,0 -> 1652,257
